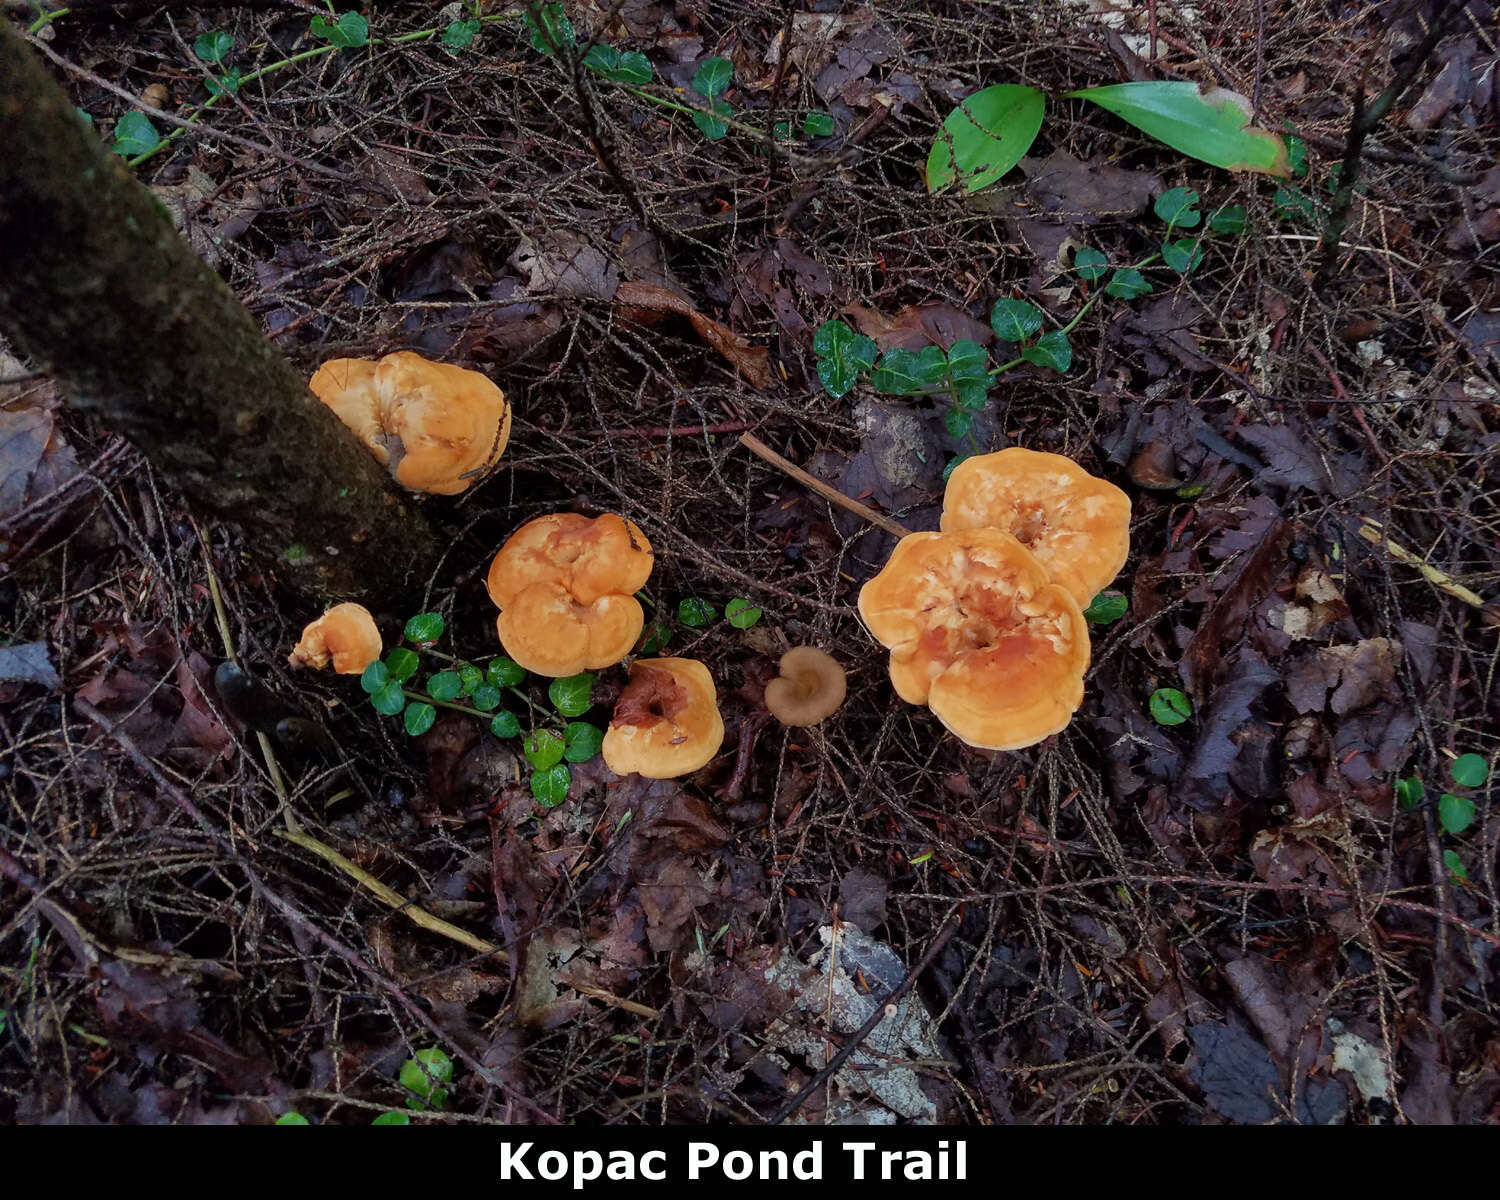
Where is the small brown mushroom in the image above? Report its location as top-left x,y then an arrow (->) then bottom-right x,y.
486,512 -> 654,677
309,351 -> 510,495
602,657 -> 724,779
288,602 -> 382,675
763,646 -> 846,726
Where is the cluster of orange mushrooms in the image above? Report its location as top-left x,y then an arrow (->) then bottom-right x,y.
289,352 -> 1131,775
858,448 -> 1131,750
290,352 -> 848,781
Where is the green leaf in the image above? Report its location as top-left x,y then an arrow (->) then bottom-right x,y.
953,379 -> 989,411
692,57 -> 733,98
1450,753 -> 1488,789
1209,204 -> 1247,235
470,684 -> 501,712
678,598 -> 718,628
691,97 -> 733,140
1438,792 -> 1476,835
1286,134 -> 1308,179
523,728 -> 565,771
1083,593 -> 1127,625
457,664 -> 483,697
1161,237 -> 1204,274
1073,247 -> 1108,282
946,340 -> 988,380
942,454 -> 969,482
803,110 -> 835,137
870,345 -> 947,395
371,682 -> 407,716
399,1048 -> 452,1111
427,672 -> 463,702
637,623 -> 670,654
812,319 -> 878,398
75,106 -> 95,127
990,297 -> 1044,343
193,31 -> 233,64
372,1112 -> 410,1126
563,721 -> 604,762
205,70 -> 241,97
486,656 -> 526,687
276,1112 -> 310,1125
725,598 -> 762,629
524,3 -> 574,55
310,12 -> 370,49
531,763 -> 571,806
1105,268 -> 1153,299
549,673 -> 595,718
1020,330 -> 1072,372
772,121 -> 791,140
404,613 -> 444,644
112,112 -> 160,157
442,19 -> 480,52
1443,849 -> 1468,881
945,409 -> 974,438
385,648 -> 420,683
1273,185 -> 1318,223
1395,776 -> 1425,810
1154,187 -> 1202,229
404,702 -> 436,737
1149,687 -> 1192,726
926,84 -> 1045,194
361,661 -> 390,694
583,45 -> 653,84
490,711 -> 520,739
1066,82 -> 1291,178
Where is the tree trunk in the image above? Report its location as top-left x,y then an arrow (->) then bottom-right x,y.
0,23 -> 434,601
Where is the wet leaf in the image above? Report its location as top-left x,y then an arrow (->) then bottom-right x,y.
926,84 -> 1045,193
1154,187 -> 1202,228
1067,82 -> 1291,178
470,684 -> 501,712
523,728 -> 565,770
725,598 -> 762,628
1105,268 -> 1153,299
404,613 -> 443,643
1020,329 -> 1072,372
563,721 -> 604,762
385,648 -> 420,683
1073,247 -> 1109,281
0,642 -> 62,690
616,282 -> 770,387
531,763 -> 571,806
360,661 -> 389,694
1438,793 -> 1475,835
692,57 -> 733,98
404,702 -> 436,737
371,682 -> 406,716
549,673 -> 594,717
112,112 -> 160,157
678,597 -> 718,627
486,657 -> 526,687
813,318 -> 878,397
426,672 -> 462,702
490,711 -> 520,739
990,297 -> 1044,342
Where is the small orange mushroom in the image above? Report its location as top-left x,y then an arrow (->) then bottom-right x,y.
602,657 -> 725,779
486,513 -> 653,677
309,350 -> 510,495
288,602 -> 383,675
940,448 -> 1131,605
764,646 -> 847,727
857,529 -> 1089,750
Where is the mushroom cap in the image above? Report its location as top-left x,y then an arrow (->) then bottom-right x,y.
603,657 -> 725,779
764,646 -> 847,726
309,351 -> 510,495
487,513 -> 653,677
940,448 -> 1131,605
857,529 -> 1089,750
288,602 -> 383,675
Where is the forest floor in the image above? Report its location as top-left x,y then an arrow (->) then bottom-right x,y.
2,0 -> 1498,1125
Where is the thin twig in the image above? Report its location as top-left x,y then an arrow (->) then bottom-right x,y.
738,433 -> 911,539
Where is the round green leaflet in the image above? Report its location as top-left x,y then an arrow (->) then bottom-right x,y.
490,711 -> 520,739
1073,247 -> 1109,281
1153,187 -> 1202,229
927,85 -> 1045,194
1394,776 -> 1425,810
1149,687 -> 1192,726
692,57 -> 733,99
1438,793 -> 1475,836
371,1112 -> 410,1126
404,612 -> 444,644
275,1112 -> 310,1125
563,722 -> 604,763
360,661 -> 390,694
1450,753 -> 1488,789
524,728 -> 565,771
426,672 -> 463,702
404,703 -> 436,737
725,598 -> 762,629
1083,593 -> 1127,625
457,664 -> 483,697
549,673 -> 595,718
112,112 -> 160,157
1020,330 -> 1072,373
803,110 -> 835,138
1443,850 -> 1468,881
532,763 -> 571,806
678,598 -> 718,628
486,656 -> 526,687
990,298 -> 1044,343
385,648 -> 420,683
193,31 -> 233,63
399,1048 -> 452,1111
370,681 -> 406,716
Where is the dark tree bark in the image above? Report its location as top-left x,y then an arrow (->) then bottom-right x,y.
0,22 -> 435,601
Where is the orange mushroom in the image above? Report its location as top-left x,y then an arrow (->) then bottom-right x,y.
486,513 -> 653,677
602,657 -> 725,779
857,528 -> 1090,750
309,351 -> 510,495
764,646 -> 847,726
288,602 -> 383,675
940,448 -> 1131,605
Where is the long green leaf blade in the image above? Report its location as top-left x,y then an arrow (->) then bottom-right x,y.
926,85 -> 1045,194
